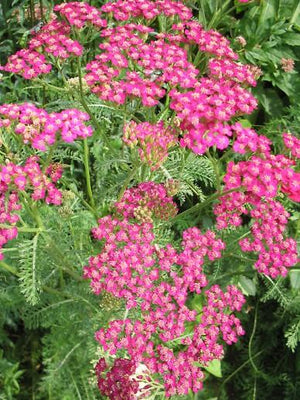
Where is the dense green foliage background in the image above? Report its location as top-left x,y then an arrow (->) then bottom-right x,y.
0,1 -> 300,399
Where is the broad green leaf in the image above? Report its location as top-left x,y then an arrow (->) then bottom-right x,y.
246,49 -> 269,63
239,119 -> 252,128
239,276 -> 257,296
282,32 -> 300,46
203,359 -> 222,378
255,87 -> 284,117
290,271 -> 300,290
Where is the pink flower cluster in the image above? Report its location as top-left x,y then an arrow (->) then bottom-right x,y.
84,213 -> 244,396
101,0 -> 192,21
170,78 -> 257,125
232,123 -> 271,155
115,181 -> 178,222
1,2 -> 107,79
95,358 -> 140,400
0,192 -> 20,260
208,58 -> 257,86
85,23 -> 200,106
0,157 -> 62,204
172,21 -> 238,59
28,18 -> 83,59
171,79 -> 257,154
2,0 -> 260,157
283,132 -> 300,159
239,200 -> 298,278
123,121 -> 177,170
0,49 -> 52,79
214,140 -> 300,277
0,157 -> 62,258
84,8 -> 259,155
54,2 -> 107,28
0,103 -> 93,151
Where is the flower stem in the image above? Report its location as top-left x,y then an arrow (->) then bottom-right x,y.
83,138 -> 95,208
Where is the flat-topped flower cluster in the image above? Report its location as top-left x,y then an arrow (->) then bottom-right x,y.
214,130 -> 300,278
0,103 -> 93,151
84,184 -> 245,397
1,0 -> 259,157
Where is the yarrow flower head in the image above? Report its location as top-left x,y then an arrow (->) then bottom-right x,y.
54,2 -> 107,29
214,139 -> 300,278
0,156 -> 62,258
28,17 -> 83,59
0,49 -> 52,79
115,181 -> 178,222
95,358 -> 140,400
84,208 -> 244,396
100,0 -> 192,21
0,103 -> 93,151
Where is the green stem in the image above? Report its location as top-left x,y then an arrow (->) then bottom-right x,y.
225,230 -> 252,250
39,0 -> 44,20
217,350 -> 264,399
223,252 -> 256,263
76,57 -> 111,148
35,80 -> 66,92
29,0 -> 35,26
0,260 -> 83,299
117,165 -> 139,201
83,138 -> 95,208
60,178 -> 98,220
42,141 -> 58,173
0,224 -> 43,233
249,302 -> 259,373
0,260 -> 18,276
206,149 -> 221,193
219,148 -> 233,162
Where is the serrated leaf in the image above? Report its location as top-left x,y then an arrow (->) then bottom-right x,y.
282,32 -> 300,46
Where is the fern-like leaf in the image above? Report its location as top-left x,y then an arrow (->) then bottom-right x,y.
285,320 -> 300,352
18,234 -> 40,306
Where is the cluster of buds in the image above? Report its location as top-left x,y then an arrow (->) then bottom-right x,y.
281,58 -> 295,73
123,121 -> 177,170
